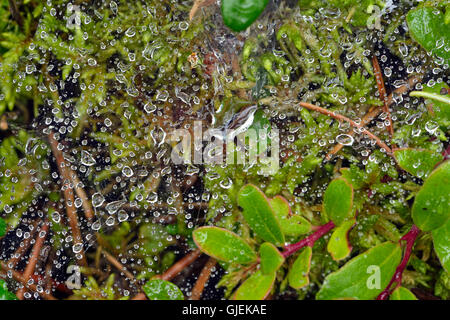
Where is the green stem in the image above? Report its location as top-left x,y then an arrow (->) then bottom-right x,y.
410,91 -> 450,106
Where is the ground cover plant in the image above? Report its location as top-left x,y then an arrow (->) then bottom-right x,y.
0,0 -> 449,300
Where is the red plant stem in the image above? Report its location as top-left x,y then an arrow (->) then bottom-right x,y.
282,221 -> 336,258
377,225 -> 420,300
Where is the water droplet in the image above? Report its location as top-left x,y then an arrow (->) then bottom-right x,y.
92,220 -> 101,231
92,193 -> 105,207
179,21 -> 189,31
105,216 -> 115,226
125,27 -> 136,37
425,120 -> 439,134
72,243 -> 83,253
51,211 -> 61,223
118,210 -> 129,222
81,150 -> 96,166
336,134 -> 354,146
122,166 -> 133,177
105,200 -> 126,214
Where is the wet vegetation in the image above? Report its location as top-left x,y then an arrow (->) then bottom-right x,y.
0,0 -> 449,300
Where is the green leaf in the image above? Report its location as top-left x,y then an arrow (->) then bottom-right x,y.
390,287 -> 417,300
411,89 -> 450,108
416,82 -> 450,126
193,226 -> 257,265
270,196 -> 311,236
221,0 -> 269,32
232,270 -> 275,300
323,178 -> 354,226
0,218 -> 6,237
412,161 -> 450,231
259,242 -> 284,275
143,279 -> 184,300
0,280 -> 17,300
327,219 -> 355,261
394,148 -> 443,179
407,6 -> 450,64
238,184 -> 285,246
316,242 -> 402,300
432,219 -> 450,272
288,246 -> 312,289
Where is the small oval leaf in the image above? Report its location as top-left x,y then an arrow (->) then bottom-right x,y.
288,246 -> 312,289
232,269 -> 275,300
323,178 -> 354,226
394,148 -> 443,178
390,286 -> 417,300
317,242 -> 402,300
238,184 -> 285,246
193,226 -> 257,265
412,161 -> 450,231
432,219 -> 450,272
259,242 -> 284,275
327,219 -> 355,261
143,279 -> 184,300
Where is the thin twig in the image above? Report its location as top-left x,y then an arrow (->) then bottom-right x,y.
0,262 -> 57,300
158,249 -> 201,281
48,132 -> 87,266
16,223 -> 49,299
298,102 -> 393,154
190,257 -> 216,300
43,250 -> 55,293
6,221 -> 38,268
325,105 -> 383,161
372,55 -> 394,137
70,172 -> 95,221
47,133 -> 94,221
325,75 -> 420,160
102,250 -> 135,282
